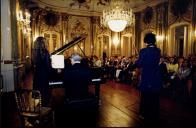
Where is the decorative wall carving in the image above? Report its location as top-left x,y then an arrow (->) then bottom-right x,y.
44,10 -> 60,26
170,0 -> 191,18
70,0 -> 91,9
97,27 -> 110,36
97,0 -> 110,6
140,6 -> 156,32
62,13 -> 69,21
52,34 -> 57,50
31,8 -> 62,53
121,26 -> 134,35
143,6 -> 153,25
90,16 -> 99,24
155,3 -> 168,55
168,0 -> 192,24
33,9 -> 62,33
70,19 -> 87,38
33,9 -> 43,24
44,33 -> 50,48
67,17 -> 91,55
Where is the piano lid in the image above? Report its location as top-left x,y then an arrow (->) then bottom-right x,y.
51,34 -> 87,55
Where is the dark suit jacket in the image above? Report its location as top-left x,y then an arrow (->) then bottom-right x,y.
135,46 -> 162,92
63,63 -> 91,100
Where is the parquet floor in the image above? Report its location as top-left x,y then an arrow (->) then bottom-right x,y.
1,73 -> 195,128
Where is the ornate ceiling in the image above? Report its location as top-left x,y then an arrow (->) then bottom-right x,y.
29,0 -> 167,16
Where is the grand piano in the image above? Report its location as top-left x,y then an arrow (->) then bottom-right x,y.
49,35 -> 104,100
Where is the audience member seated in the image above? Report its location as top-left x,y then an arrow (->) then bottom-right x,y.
189,55 -> 196,112
173,59 -> 191,102
165,57 -> 179,91
159,56 -> 168,88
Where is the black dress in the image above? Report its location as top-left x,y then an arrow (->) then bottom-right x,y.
33,49 -> 52,106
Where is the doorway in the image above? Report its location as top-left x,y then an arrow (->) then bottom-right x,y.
169,23 -> 190,57
179,38 -> 184,57
175,25 -> 187,57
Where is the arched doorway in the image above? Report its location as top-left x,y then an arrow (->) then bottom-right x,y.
168,22 -> 191,57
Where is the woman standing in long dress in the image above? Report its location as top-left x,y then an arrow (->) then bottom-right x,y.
32,36 -> 52,106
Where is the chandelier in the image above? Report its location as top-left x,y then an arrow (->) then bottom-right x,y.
102,0 -> 135,32
17,10 -> 31,35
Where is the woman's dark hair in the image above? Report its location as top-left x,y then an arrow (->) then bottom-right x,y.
144,33 -> 156,44
34,36 -> 47,50
33,36 -> 48,64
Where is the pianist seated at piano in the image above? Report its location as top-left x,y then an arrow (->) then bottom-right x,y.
63,53 -> 93,101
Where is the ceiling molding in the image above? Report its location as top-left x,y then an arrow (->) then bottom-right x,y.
133,0 -> 168,12
30,0 -> 168,16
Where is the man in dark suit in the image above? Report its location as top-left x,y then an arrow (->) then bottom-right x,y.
55,53 -> 94,128
135,33 -> 162,127
63,53 -> 92,100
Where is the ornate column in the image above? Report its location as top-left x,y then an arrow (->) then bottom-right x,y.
62,13 -> 69,45
90,17 -> 94,55
134,12 -> 141,51
156,3 -> 168,55
155,2 -> 168,56
90,16 -> 99,55
163,2 -> 169,56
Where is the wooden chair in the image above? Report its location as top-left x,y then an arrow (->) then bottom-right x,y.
15,89 -> 54,128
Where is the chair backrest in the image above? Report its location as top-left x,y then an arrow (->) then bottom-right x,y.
15,89 -> 42,114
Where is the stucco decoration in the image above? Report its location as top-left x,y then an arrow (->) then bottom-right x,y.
44,10 -> 60,26
39,9 -> 61,32
95,17 -> 110,36
121,26 -> 134,35
97,0 -> 110,6
170,0 -> 191,18
70,0 -> 91,9
70,19 -> 88,38
97,25 -> 110,36
97,0 -> 130,6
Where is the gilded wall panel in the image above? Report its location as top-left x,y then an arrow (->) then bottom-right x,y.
68,16 -> 91,56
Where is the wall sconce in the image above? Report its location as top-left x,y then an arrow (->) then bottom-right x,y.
91,45 -> 93,49
113,36 -> 119,46
104,45 -> 107,50
17,10 -> 31,36
74,46 -> 77,51
81,45 -> 84,50
156,35 -> 164,42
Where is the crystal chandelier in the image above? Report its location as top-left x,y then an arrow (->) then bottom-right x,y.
17,10 -> 31,35
102,0 -> 135,32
